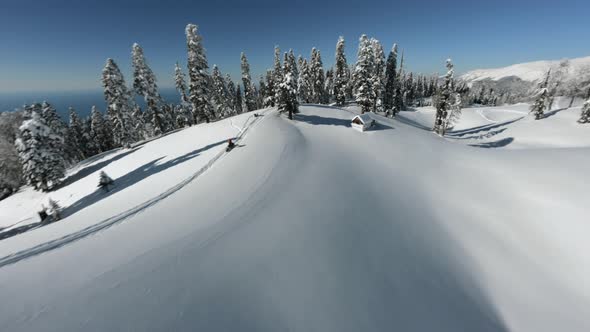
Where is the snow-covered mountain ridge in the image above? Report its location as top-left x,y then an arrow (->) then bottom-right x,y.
460,55 -> 590,84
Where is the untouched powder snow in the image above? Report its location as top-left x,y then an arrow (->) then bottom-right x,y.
0,104 -> 589,331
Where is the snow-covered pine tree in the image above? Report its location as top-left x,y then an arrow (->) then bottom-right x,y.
102,58 -> 134,147
174,104 -> 190,128
446,89 -> 463,131
530,69 -> 551,120
90,106 -> 111,153
297,58 -> 312,103
353,35 -> 376,114
0,110 -> 25,196
46,198 -> 62,221
225,74 -> 237,114
273,46 -> 283,105
433,59 -> 456,135
371,38 -> 386,112
578,94 -> 590,123
186,24 -> 214,123
310,48 -> 326,104
66,107 -> 86,161
333,36 -> 348,106
383,44 -> 398,115
392,50 -> 405,115
15,109 -> 65,191
277,55 -> 299,120
235,84 -> 243,114
131,105 -> 148,140
287,50 -> 298,83
325,68 -> 334,104
132,43 -> 161,133
264,69 -> 276,107
98,170 -> 114,192
174,62 -> 189,105
257,75 -> 266,110
240,53 -> 257,112
150,105 -> 166,137
404,72 -> 415,105
211,65 -> 230,118
82,116 -> 98,157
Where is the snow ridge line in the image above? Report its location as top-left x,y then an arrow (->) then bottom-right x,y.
0,111 -> 268,269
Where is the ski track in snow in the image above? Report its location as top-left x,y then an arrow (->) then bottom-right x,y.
0,111 -> 268,269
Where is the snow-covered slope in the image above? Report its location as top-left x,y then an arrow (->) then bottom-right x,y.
460,55 -> 590,84
0,105 -> 589,332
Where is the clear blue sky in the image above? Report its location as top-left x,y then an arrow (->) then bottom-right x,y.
0,0 -> 588,93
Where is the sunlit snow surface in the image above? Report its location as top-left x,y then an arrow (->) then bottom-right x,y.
0,103 -> 589,331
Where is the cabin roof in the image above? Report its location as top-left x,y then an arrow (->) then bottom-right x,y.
351,113 -> 374,124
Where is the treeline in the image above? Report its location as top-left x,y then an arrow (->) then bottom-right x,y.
4,23 -> 589,198
3,25 -> 440,196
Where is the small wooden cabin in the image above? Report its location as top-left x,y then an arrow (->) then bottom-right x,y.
351,113 -> 375,132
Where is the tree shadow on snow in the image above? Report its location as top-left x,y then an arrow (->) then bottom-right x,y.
543,107 -> 568,119
469,137 -> 514,148
447,117 -> 522,138
450,128 -> 507,140
60,139 -> 227,219
393,115 -> 432,131
59,147 -> 143,189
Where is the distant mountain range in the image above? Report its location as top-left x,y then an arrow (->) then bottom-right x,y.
459,56 -> 590,97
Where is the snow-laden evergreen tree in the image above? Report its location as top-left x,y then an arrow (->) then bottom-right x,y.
240,53 -> 257,112
433,59 -> 456,135
0,110 -> 25,195
102,58 -> 134,147
273,46 -> 283,105
66,107 -> 86,161
186,24 -> 214,123
98,170 -> 114,192
163,104 -> 176,132
297,58 -> 312,103
174,104 -> 190,128
383,43 -> 398,115
90,106 -> 111,153
131,105 -> 148,140
225,74 -> 237,114
325,68 -> 334,104
82,116 -> 98,157
174,62 -> 189,105
354,35 -> 376,114
371,38 -> 386,112
235,85 -> 244,114
132,43 -> 161,129
264,69 -> 276,107
15,109 -> 65,191
277,56 -> 299,120
530,69 -> 551,120
46,198 -> 62,221
333,36 -> 348,106
578,95 -> 590,123
150,105 -> 166,137
310,48 -> 326,104
446,89 -> 463,131
287,50 -> 298,83
257,75 -> 266,109
211,65 -> 230,117
392,50 -> 405,115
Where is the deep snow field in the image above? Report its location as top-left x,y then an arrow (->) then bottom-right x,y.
0,101 -> 589,331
